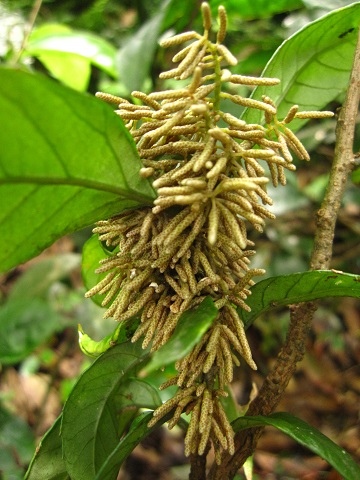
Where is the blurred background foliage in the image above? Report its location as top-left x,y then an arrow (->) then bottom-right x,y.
0,1 -> 359,478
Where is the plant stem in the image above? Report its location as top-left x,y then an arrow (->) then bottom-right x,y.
209,27 -> 360,480
189,452 -> 208,480
12,0 -> 43,65
310,44 -> 360,271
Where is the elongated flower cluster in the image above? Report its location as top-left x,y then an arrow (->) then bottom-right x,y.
87,2 -> 333,462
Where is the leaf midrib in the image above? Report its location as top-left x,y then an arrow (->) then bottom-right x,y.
0,175 -> 155,203
71,349 -> 149,477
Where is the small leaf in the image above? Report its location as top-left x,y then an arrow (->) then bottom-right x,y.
162,0 -> 198,32
81,235 -> 111,306
24,23 -> 118,91
351,166 -> 360,184
0,67 -> 155,273
144,296 -> 218,373
232,412 -> 360,480
26,24 -> 117,78
61,341 -> 151,480
116,0 -> 172,93
220,386 -> 241,423
95,411 -> 170,480
78,323 -> 115,358
112,378 -> 161,436
117,378 -> 161,410
9,253 -> 80,301
25,415 -> 70,480
143,363 -> 179,403
241,270 -> 360,328
33,52 -> 92,91
242,4 -> 360,129
0,298 -> 64,364
78,318 -> 140,358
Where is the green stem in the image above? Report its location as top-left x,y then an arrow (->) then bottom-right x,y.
211,44 -> 223,113
12,0 -> 43,65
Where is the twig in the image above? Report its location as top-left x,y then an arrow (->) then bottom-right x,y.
12,0 -> 43,65
209,27 -> 360,480
189,452 -> 208,480
310,36 -> 360,271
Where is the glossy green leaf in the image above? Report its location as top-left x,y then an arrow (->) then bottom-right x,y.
302,0 -> 355,10
81,235 -> 111,306
232,412 -> 360,480
240,270 -> 360,328
26,24 -> 117,81
78,317 -> 140,358
144,296 -> 218,373
112,378 -> 161,436
34,52 -> 92,91
61,341 -> 151,480
116,378 -> 161,410
25,415 -> 70,480
143,363 -> 179,403
0,67 -> 155,273
95,411 -> 170,480
242,4 -> 360,129
116,0 -> 172,93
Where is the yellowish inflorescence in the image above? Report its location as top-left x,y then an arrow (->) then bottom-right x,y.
86,2 -> 333,462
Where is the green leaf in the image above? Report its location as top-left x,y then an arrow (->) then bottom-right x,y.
81,235 -> 111,306
266,171 -> 310,216
116,0 -> 172,93
0,253 -> 82,364
241,270 -> 360,328
78,317 -> 140,358
0,253 -> 80,364
0,405 -> 35,477
25,24 -> 117,89
0,67 -> 155,273
9,253 -> 80,301
144,296 -> 218,373
61,341 -> 151,480
143,363 -> 179,403
34,52 -> 92,91
95,411 -> 169,480
25,415 -> 70,480
242,4 -> 360,129
220,386 -> 242,423
116,378 -> 161,410
0,298 -> 64,364
111,378 -> 161,436
162,0 -> 198,33
232,412 -> 360,480
209,0 -> 302,20
351,165 -> 360,184
303,173 -> 330,202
